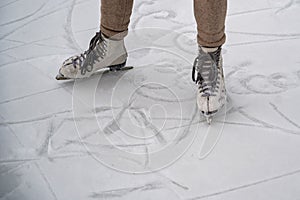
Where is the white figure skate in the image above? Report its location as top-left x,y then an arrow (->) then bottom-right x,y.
56,31 -> 131,80
192,46 -> 226,124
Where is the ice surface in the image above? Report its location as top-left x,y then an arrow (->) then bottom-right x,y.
1,0 -> 300,199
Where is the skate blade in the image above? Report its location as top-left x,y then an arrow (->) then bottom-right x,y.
109,65 -> 133,72
206,116 -> 213,125
201,101 -> 229,125
55,66 -> 133,81
56,73 -> 70,80
201,110 -> 217,125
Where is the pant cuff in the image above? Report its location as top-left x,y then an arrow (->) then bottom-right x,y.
197,28 -> 226,47
100,25 -> 128,40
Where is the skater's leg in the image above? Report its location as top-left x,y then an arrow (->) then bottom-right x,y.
192,0 -> 227,124
100,0 -> 134,40
57,0 -> 133,79
194,0 -> 227,47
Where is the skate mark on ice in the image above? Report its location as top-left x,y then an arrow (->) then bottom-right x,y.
228,7 -> 274,17
131,0 -> 164,29
198,96 -> 230,159
133,108 -> 167,143
0,105 -> 122,144
226,66 -> 300,95
103,103 -> 132,135
0,110 -> 72,126
165,119 -> 205,132
0,161 -> 28,176
227,37 -> 300,47
63,0 -> 82,51
176,104 -> 198,143
215,120 -> 268,129
53,128 -> 100,151
144,143 -> 150,167
0,158 -> 40,165
237,107 -> 300,135
131,10 -> 181,31
0,27 -> 88,53
0,151 -> 105,166
35,163 -> 59,200
0,179 -> 24,200
269,102 -> 300,129
169,179 -> 189,191
0,2 -> 69,40
36,118 -> 55,157
146,168 -> 190,191
135,86 -> 194,103
54,118 -> 153,152
0,87 -> 65,106
0,40 -> 73,54
0,0 -> 21,9
0,0 -> 89,41
0,114 -> 24,147
61,139 -> 152,151
90,181 -> 164,199
186,168 -> 300,200
0,1 -> 48,27
0,52 -> 74,69
227,30 -> 300,38
210,104 -> 300,135
272,0 -> 300,14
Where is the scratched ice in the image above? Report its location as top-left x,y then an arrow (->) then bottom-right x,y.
0,0 -> 300,200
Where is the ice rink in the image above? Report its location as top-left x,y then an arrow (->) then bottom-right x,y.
1,0 -> 300,199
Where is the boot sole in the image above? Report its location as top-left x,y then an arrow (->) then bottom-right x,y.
56,61 -> 132,80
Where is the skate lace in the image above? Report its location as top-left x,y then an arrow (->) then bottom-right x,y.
192,47 -> 221,97
71,31 -> 107,75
